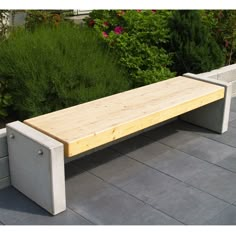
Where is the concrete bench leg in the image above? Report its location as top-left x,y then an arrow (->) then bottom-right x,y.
6,121 -> 66,215
181,73 -> 232,133
0,128 -> 11,190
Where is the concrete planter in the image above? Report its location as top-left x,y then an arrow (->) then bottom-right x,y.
199,64 -> 236,97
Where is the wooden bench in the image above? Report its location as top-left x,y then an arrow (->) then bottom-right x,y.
24,75 -> 227,157
6,73 -> 232,215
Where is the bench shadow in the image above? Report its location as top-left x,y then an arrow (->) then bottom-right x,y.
0,119 -> 216,217
0,186 -> 51,216
65,119 -> 216,178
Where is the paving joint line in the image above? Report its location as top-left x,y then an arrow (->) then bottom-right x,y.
66,207 -> 95,225
141,117 -> 236,151
140,127 -> 236,176
108,147 -> 233,206
76,165 -> 185,225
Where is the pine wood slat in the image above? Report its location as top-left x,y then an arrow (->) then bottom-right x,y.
24,76 -> 225,157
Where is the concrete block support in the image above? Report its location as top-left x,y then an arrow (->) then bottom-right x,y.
181,73 -> 232,134
0,128 -> 8,158
0,128 -> 10,190
0,156 -> 9,179
6,121 -> 66,215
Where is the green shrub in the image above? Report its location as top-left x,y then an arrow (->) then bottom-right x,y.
86,10 -> 175,87
0,78 -> 12,118
0,23 -> 130,119
201,10 -> 236,65
25,10 -> 66,31
168,10 -> 225,75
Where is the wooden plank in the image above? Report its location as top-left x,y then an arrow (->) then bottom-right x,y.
24,76 -> 225,157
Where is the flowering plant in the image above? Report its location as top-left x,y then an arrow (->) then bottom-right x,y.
85,10 -> 175,87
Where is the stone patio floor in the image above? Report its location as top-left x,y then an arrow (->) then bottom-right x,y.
1,98 -> 236,225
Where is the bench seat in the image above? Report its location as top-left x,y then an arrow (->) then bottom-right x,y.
24,76 -> 225,157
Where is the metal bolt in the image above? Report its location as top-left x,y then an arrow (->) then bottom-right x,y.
9,133 -> 15,139
37,149 -> 43,156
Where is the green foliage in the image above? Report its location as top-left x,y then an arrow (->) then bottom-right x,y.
201,10 -> 236,65
86,10 -> 175,87
0,78 -> 12,118
168,10 -> 225,75
0,10 -> 9,39
25,10 -> 66,31
0,23 -> 130,119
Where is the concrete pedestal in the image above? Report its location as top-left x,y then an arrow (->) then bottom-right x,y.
181,73 -> 232,133
6,121 -> 66,215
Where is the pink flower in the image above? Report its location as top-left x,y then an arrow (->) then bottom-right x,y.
102,31 -> 108,38
114,26 -> 123,35
136,10 -> 142,13
103,21 -> 109,27
88,19 -> 95,27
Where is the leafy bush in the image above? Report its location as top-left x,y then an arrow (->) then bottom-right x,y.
25,10 -> 66,31
201,10 -> 236,65
168,10 -> 225,75
0,78 -> 12,118
0,23 -> 130,119
86,10 -> 175,87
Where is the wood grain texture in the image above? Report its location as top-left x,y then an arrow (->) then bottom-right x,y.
24,76 -> 225,157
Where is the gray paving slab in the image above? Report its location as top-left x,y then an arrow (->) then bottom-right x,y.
14,209 -> 92,225
174,136 -> 236,164
146,123 -> 236,164
216,154 -> 236,172
0,187 -> 90,225
143,120 -> 192,143
65,163 -> 181,225
146,117 -> 236,149
230,97 -> 236,112
200,126 -> 236,148
121,167 -> 180,205
207,205 -> 236,225
229,119 -> 236,128
184,97 -> 236,149
151,182 -> 228,225
151,155 -> 213,182
145,125 -> 200,149
68,148 -> 122,171
229,111 -> 236,122
186,165 -> 236,203
148,123 -> 236,163
112,134 -> 190,162
112,135 -> 213,182
73,149 -> 147,188
164,118 -> 236,149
